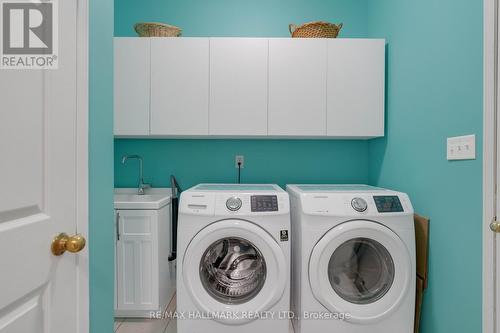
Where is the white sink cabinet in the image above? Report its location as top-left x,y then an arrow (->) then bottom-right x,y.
114,188 -> 175,317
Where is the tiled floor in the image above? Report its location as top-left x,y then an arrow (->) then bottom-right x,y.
115,318 -> 292,333
114,294 -> 176,333
115,293 -> 294,333
116,318 -> 293,333
114,317 -> 175,333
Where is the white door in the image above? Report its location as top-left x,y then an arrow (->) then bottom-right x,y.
209,38 -> 268,136
268,38 -> 327,136
114,38 -> 151,136
182,219 -> 287,324
493,34 -> 500,332
327,39 -> 385,138
150,38 -> 209,136
0,0 -> 88,332
485,0 -> 500,331
309,220 -> 413,323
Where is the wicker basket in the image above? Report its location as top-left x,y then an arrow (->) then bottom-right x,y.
289,21 -> 343,38
134,22 -> 182,37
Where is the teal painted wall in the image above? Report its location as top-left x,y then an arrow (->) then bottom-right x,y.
114,0 -> 372,189
90,0 -> 114,332
115,140 -> 369,189
367,0 -> 483,332
112,1 -> 484,332
115,0 -> 368,37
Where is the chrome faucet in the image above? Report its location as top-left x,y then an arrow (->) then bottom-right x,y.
121,155 -> 151,195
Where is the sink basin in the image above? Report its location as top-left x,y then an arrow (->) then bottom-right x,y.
114,188 -> 171,210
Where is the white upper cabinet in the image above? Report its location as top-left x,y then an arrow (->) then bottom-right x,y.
113,37 -> 385,139
209,38 -> 268,136
327,39 -> 385,137
114,38 -> 150,136
150,38 -> 209,135
268,39 -> 328,136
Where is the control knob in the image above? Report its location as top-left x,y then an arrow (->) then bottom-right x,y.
226,197 -> 242,211
351,197 -> 368,212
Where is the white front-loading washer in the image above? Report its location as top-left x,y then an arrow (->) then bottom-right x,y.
177,184 -> 291,333
286,184 -> 416,333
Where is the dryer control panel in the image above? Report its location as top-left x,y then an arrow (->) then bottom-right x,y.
179,191 -> 290,216
297,193 -> 412,216
251,195 -> 279,212
373,196 -> 404,213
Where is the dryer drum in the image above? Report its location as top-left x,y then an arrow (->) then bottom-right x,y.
200,237 -> 267,305
328,237 -> 395,305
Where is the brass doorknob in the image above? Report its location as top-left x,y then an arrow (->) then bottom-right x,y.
490,222 -> 500,233
51,233 -> 86,256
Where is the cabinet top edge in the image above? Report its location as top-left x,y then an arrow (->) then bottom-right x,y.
113,37 -> 386,42
114,135 -> 383,140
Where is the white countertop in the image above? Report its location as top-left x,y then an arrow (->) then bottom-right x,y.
114,188 -> 172,210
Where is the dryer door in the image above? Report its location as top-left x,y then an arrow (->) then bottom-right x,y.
183,219 -> 287,324
309,220 -> 412,323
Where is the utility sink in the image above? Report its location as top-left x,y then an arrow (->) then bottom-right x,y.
114,188 -> 171,210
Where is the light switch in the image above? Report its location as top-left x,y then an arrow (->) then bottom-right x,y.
447,135 -> 476,160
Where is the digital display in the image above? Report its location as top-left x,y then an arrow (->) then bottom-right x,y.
373,196 -> 404,213
251,195 -> 278,212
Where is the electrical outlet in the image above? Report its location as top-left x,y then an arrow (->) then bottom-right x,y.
235,155 -> 245,168
447,135 -> 476,160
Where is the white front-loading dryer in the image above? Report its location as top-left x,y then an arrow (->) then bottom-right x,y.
287,184 -> 416,333
177,184 -> 291,333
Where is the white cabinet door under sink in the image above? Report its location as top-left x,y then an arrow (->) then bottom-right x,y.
209,38 -> 268,136
150,38 -> 209,135
116,210 -> 158,313
115,206 -> 174,317
268,38 -> 328,136
114,38 -> 151,135
327,39 -> 385,137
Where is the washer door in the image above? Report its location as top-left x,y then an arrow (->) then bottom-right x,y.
309,220 -> 412,323
183,219 -> 287,324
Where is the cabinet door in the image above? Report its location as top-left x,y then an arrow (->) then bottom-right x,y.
114,38 -> 150,136
268,39 -> 327,136
209,38 -> 268,136
150,38 -> 209,135
116,210 -> 159,311
327,39 -> 385,138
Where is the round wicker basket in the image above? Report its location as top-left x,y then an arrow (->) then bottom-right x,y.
289,21 -> 343,38
134,22 -> 182,37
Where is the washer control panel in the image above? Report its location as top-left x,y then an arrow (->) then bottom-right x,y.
226,197 -> 242,211
351,197 -> 368,212
251,195 -> 279,212
373,195 -> 404,213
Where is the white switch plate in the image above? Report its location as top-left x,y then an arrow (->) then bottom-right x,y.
447,135 -> 476,160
